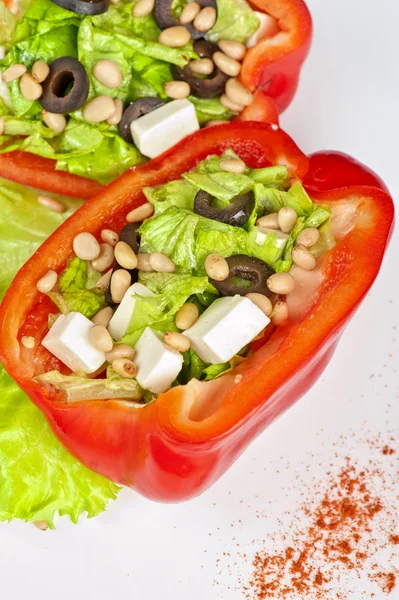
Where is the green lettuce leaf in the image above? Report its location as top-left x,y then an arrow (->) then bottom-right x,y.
0,178 -> 83,298
310,217 -> 336,258
207,0 -> 259,43
0,365 -> 119,528
51,256 -> 106,318
143,178 -> 198,215
183,170 -> 254,203
0,1 -> 17,49
123,272 -> 211,345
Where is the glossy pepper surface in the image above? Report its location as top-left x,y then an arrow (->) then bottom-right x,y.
0,122 -> 393,502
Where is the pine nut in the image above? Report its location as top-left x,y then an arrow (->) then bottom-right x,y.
213,51 -> 241,77
205,120 -> 227,127
96,268 -> 113,291
193,6 -> 217,32
278,206 -> 297,233
179,1 -> 200,24
126,203 -> 154,223
42,109 -> 67,133
220,93 -> 243,112
246,293 -> 273,317
175,302 -> 199,330
90,324 -> 114,352
37,270 -> 58,293
91,243 -> 114,272
137,253 -> 154,272
291,245 -> 317,271
164,80 -> 190,99
257,213 -> 280,230
92,306 -> 113,327
219,158 -> 246,174
225,78 -> 253,107
159,26 -> 191,48
189,58 -> 214,75
266,272 -> 296,295
20,73 -> 42,101
2,64 -> 26,83
0,116 -> 4,135
132,0 -> 154,17
34,521 -> 49,531
93,60 -> 123,89
296,227 -> 320,248
107,97 -> 123,126
83,96 -> 116,123
112,357 -> 137,378
205,253 -> 229,281
163,331 -> 191,352
32,61 -> 50,83
73,232 -> 101,261
106,344 -> 135,363
271,300 -> 288,326
101,229 -> 119,246
110,269 -> 131,303
37,195 -> 65,213
21,336 -> 35,349
218,40 -> 246,61
115,241 -> 138,270
149,252 -> 176,273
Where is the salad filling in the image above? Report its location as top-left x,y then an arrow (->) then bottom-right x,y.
0,0 -> 280,182
32,149 -> 336,403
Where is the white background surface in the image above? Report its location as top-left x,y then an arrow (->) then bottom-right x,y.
1,1 -> 398,598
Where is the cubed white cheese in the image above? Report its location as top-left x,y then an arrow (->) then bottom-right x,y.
183,295 -> 269,364
134,327 -> 184,394
246,11 -> 280,48
255,227 -> 289,250
108,283 -> 155,342
130,99 -> 200,159
42,312 -> 106,374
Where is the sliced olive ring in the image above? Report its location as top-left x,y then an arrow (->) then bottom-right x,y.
40,57 -> 89,114
50,0 -> 110,15
194,189 -> 254,228
119,98 -> 165,144
154,0 -> 217,40
210,255 -> 275,297
105,223 -> 140,306
171,40 -> 228,99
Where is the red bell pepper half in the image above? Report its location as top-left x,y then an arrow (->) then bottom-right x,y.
0,151 -> 103,199
0,122 -> 393,502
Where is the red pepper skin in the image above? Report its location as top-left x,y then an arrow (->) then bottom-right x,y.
241,0 -> 312,113
0,151 -> 104,199
0,122 -> 393,502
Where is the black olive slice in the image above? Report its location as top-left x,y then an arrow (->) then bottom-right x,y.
154,0 -> 217,40
194,189 -> 254,228
39,57 -> 89,114
119,98 -> 165,144
50,0 -> 110,15
171,40 -> 228,99
105,223 -> 140,306
210,255 -> 275,297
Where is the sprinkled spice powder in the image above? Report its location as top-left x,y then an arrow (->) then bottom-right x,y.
242,442 -> 399,599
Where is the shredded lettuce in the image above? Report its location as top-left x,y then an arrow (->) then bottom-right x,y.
0,1 -> 17,49
48,256 -> 106,318
122,272 -> 212,345
207,0 -> 259,43
36,368 -> 142,402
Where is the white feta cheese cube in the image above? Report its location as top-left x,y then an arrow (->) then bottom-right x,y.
255,227 -> 289,250
108,283 -> 155,342
130,99 -> 200,159
183,295 -> 269,364
42,312 -> 106,374
247,11 -> 280,48
134,327 -> 184,394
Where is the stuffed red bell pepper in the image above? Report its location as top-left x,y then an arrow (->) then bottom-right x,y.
0,0 -> 311,185
0,122 -> 392,503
